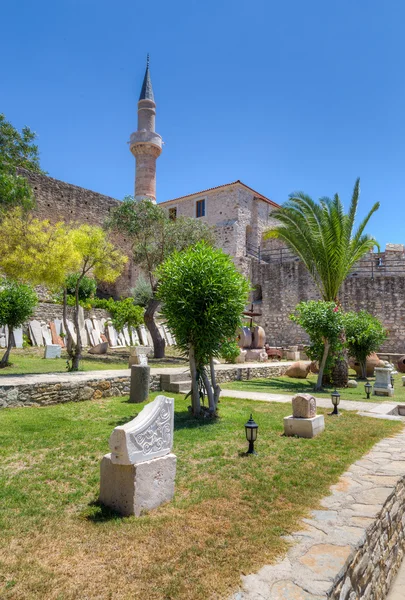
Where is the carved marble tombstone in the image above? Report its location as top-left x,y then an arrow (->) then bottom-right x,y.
284,393 -> 325,439
99,395 -> 177,516
373,367 -> 394,397
44,344 -> 62,359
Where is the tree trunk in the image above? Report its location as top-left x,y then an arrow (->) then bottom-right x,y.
360,360 -> 367,380
144,297 -> 166,359
70,284 -> 83,371
331,354 -> 349,388
201,368 -> 215,414
62,288 -> 74,359
314,340 -> 330,391
189,345 -> 201,417
210,357 -> 221,410
0,326 -> 14,368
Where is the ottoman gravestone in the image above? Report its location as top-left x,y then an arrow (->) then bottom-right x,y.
284,393 -> 325,439
99,395 -> 177,517
44,344 -> 62,359
373,367 -> 394,397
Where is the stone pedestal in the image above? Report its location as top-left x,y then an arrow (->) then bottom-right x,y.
244,348 -> 268,362
44,344 -> 62,359
373,367 -> 394,397
99,453 -> 177,517
129,365 -> 150,403
284,415 -> 325,439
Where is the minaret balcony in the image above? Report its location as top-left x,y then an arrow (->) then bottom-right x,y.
130,131 -> 162,151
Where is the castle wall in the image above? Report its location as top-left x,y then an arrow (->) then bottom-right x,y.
249,256 -> 405,354
20,169 -> 138,298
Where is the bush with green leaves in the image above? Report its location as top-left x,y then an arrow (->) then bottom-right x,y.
157,241 -> 250,416
344,311 -> 387,379
0,279 -> 37,367
290,300 -> 345,390
131,275 -> 153,307
65,273 -> 97,302
107,298 -> 144,345
220,339 -> 241,363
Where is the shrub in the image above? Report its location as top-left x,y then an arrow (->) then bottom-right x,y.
344,311 -> 387,378
220,340 -> 241,363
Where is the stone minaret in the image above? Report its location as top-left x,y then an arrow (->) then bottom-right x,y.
129,55 -> 162,202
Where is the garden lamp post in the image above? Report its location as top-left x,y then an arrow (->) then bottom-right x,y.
330,389 -> 341,416
365,382 -> 372,399
244,414 -> 258,455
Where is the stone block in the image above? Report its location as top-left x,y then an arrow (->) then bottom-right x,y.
44,344 -> 62,359
285,361 -> 311,379
244,348 -> 268,362
292,393 -> 316,418
88,342 -> 108,355
129,365 -> 150,403
284,415 -> 325,439
348,379 -> 358,388
99,452 -> 177,517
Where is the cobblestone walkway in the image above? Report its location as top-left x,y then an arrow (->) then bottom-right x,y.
231,430 -> 405,600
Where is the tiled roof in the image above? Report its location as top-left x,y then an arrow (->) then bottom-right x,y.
159,180 -> 280,207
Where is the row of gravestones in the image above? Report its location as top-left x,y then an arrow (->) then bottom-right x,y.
0,326 -> 23,349
25,318 -> 176,349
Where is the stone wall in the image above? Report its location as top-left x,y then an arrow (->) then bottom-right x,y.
32,302 -> 110,323
250,257 -> 405,354
329,476 -> 405,600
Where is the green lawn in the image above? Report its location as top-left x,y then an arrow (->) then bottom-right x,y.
0,347 -> 188,376
221,371 -> 405,403
0,392 -> 402,600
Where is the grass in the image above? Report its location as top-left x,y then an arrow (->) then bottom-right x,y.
221,371 -> 405,403
0,393 -> 402,599
0,347 -> 188,376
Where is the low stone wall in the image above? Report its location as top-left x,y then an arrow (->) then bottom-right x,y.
329,477 -> 405,600
233,430 -> 405,600
32,302 -> 110,323
0,374 -> 161,408
215,363 -> 289,383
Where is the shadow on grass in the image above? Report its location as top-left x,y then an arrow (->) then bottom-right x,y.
239,377 -> 316,393
84,500 -> 125,523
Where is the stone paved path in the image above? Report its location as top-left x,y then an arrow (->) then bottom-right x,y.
220,388 -> 395,415
232,429 -> 405,599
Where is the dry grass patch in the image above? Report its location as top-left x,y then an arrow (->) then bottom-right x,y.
0,393 -> 402,599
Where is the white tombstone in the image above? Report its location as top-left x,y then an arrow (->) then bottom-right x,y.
44,344 -> 62,359
130,327 -> 140,345
29,320 -> 44,346
13,328 -> 23,348
54,319 -> 63,335
66,320 -> 77,344
138,325 -> 148,345
100,395 -> 177,517
123,326 -> 131,347
0,327 -> 6,348
85,319 -> 97,346
373,367 -> 394,397
107,325 -> 117,347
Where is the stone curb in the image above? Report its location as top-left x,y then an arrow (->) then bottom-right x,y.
232,430 -> 405,600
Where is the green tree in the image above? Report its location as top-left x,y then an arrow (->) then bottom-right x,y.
107,298 -> 144,345
265,178 -> 379,387
131,275 -> 153,307
108,197 -> 216,359
0,279 -> 38,367
291,301 -> 345,390
65,273 -> 97,302
0,171 -> 35,216
0,113 -> 44,174
157,242 -> 250,417
344,311 -> 387,379
64,225 -> 128,371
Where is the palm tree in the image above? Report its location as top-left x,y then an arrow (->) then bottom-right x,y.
265,178 -> 379,390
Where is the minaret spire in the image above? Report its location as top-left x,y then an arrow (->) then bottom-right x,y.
129,55 -> 162,203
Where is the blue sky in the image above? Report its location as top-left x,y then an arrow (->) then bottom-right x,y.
2,0 -> 404,247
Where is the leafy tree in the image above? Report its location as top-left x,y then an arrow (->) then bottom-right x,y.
64,225 -> 127,371
0,171 -> 35,216
0,113 -> 44,175
65,273 -> 97,302
344,311 -> 387,379
290,301 -> 345,391
266,179 -> 379,387
108,197 -> 216,359
219,339 -> 241,363
157,242 -> 250,417
0,208 -> 81,288
131,275 -> 153,307
107,298 -> 144,345
0,279 -> 38,367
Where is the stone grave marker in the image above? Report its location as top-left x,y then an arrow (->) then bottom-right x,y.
99,395 -> 176,516
373,367 -> 394,397
44,344 -> 62,359
284,393 -> 325,439
50,322 -> 64,346
29,320 -> 44,346
13,327 -> 23,348
41,323 -> 52,346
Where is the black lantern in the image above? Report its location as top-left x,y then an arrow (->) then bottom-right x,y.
330,389 -> 341,416
390,374 -> 395,389
244,414 -> 258,455
365,381 -> 372,399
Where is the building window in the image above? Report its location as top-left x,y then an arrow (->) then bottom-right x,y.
169,207 -> 177,221
196,199 -> 205,218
